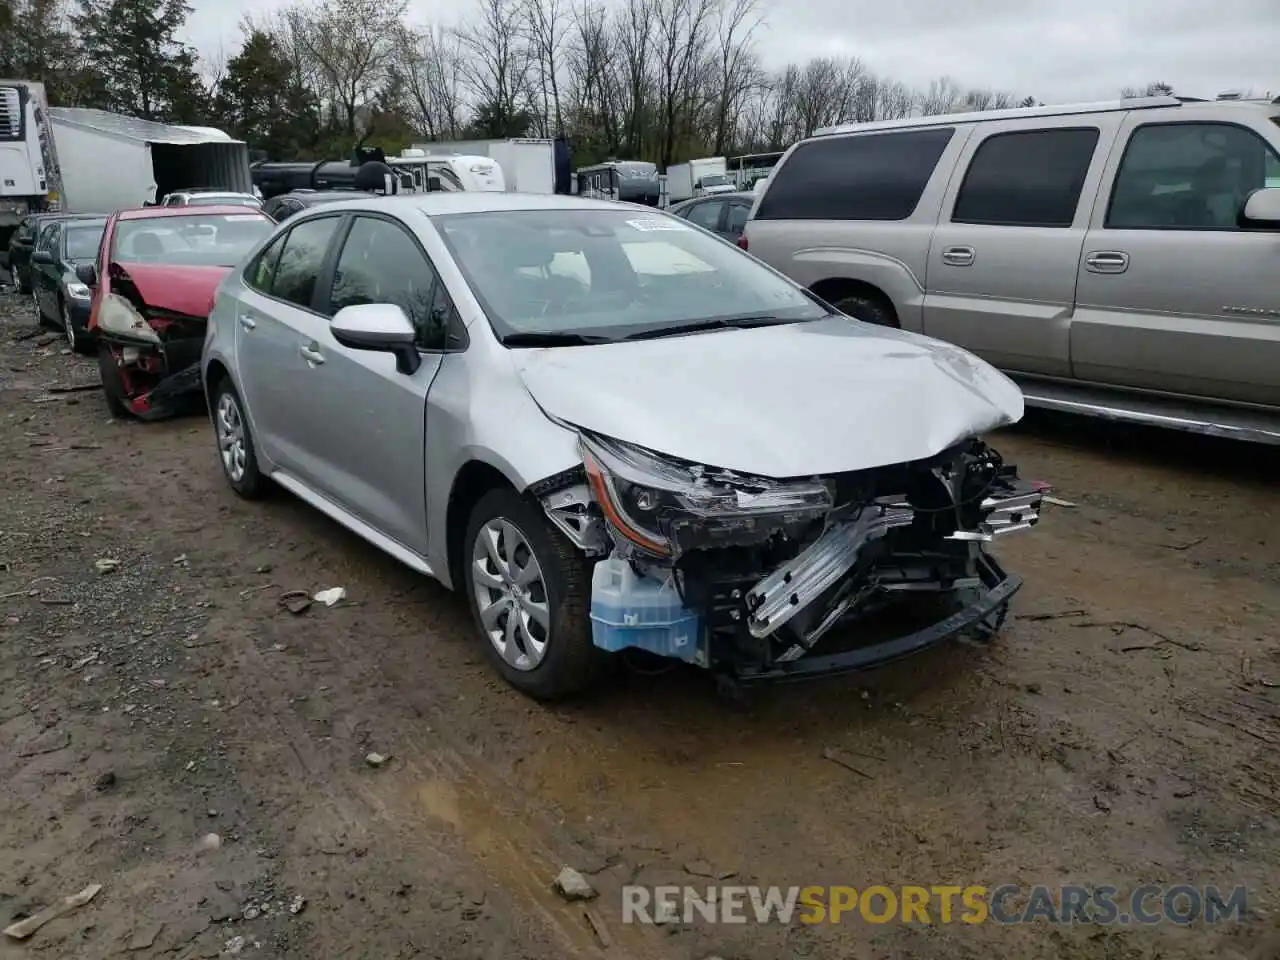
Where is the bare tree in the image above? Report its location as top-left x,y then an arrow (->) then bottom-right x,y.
1122,81 -> 1173,98
707,0 -> 762,154
286,0 -> 406,135
396,24 -> 465,139
457,0 -> 533,133
615,0 -> 656,156
918,75 -> 962,116
565,0 -> 621,151
523,0 -> 566,135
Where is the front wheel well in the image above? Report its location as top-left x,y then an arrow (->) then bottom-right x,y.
203,360 -> 230,411
446,461 -> 518,590
809,277 -> 899,326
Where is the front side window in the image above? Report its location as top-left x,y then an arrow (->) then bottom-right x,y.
245,231 -> 288,294
435,208 -> 827,343
756,127 -> 955,222
111,212 -> 275,267
64,224 -> 104,261
327,216 -> 450,349
36,223 -> 58,252
952,127 -> 1100,228
271,216 -> 341,309
1107,122 -> 1280,230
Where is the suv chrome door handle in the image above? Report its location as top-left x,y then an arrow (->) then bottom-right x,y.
299,343 -> 325,365
1085,251 -> 1129,274
239,314 -> 257,330
941,245 -> 975,266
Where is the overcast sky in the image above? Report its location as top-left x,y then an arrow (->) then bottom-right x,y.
182,0 -> 1275,104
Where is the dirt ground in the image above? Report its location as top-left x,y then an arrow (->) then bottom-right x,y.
1,284 -> 1279,960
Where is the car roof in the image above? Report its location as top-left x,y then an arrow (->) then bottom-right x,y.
290,192 -> 657,219
29,212 -> 103,224
116,205 -> 273,221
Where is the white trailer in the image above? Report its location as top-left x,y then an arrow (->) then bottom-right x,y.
411,137 -> 555,194
0,79 -> 61,243
390,150 -> 506,192
664,156 -> 735,204
48,108 -> 252,215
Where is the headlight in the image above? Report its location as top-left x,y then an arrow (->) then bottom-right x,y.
579,433 -> 833,558
67,282 -> 92,300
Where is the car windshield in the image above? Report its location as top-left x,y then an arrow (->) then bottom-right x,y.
435,208 -> 828,342
64,224 -> 104,261
112,213 -> 274,267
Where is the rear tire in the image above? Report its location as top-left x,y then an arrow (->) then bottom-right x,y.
96,344 -> 131,418
463,488 -> 604,700
211,379 -> 266,499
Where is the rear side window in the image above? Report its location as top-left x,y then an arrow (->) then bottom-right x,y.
755,128 -> 955,221
952,128 -> 1100,228
269,216 -> 341,309
246,232 -> 287,294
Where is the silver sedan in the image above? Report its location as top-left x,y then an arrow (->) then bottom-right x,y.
201,193 -> 1048,700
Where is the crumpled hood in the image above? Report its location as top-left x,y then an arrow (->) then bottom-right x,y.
110,262 -> 230,317
513,316 -> 1025,478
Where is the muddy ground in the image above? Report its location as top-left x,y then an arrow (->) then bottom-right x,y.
1,285 -> 1279,960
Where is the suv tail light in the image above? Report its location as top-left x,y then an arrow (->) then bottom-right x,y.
736,233 -> 748,251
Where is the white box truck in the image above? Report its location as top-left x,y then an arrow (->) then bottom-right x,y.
0,79 -> 61,250
664,156 -> 735,204
411,138 -> 555,194
48,107 -> 252,214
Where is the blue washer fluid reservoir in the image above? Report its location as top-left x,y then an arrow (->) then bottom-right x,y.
589,557 -> 706,666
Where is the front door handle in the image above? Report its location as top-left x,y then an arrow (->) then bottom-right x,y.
299,343 -> 325,365
941,245 -> 976,267
1085,251 -> 1129,274
239,314 -> 257,330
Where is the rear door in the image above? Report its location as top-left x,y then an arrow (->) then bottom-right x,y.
1071,114 -> 1280,406
32,222 -> 60,318
923,116 -> 1121,377
292,213 -> 452,554
233,214 -> 344,471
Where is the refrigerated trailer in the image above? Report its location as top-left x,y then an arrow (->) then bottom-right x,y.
48,108 -> 252,215
0,79 -> 61,250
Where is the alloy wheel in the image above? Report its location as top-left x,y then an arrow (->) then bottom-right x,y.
470,518 -> 551,671
62,302 -> 75,350
214,391 -> 247,483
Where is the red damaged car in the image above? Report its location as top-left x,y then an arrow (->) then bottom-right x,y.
80,206 -> 275,420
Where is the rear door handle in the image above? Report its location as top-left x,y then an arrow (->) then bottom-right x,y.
238,314 -> 257,330
299,343 -> 325,365
1085,251 -> 1129,274
941,245 -> 975,267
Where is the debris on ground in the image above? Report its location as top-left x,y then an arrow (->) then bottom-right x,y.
198,833 -> 222,852
279,589 -> 312,615
314,586 -> 346,606
289,895 -> 307,915
552,867 -> 597,901
94,557 -> 121,574
365,751 -> 390,768
2,882 -> 102,940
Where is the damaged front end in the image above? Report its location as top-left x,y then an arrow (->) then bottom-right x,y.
94,276 -> 208,421
538,432 -> 1048,683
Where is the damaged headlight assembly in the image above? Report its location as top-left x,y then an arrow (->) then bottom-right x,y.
558,431 -> 1049,686
578,432 -> 834,558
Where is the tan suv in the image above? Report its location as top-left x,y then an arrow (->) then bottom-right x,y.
742,94 -> 1280,444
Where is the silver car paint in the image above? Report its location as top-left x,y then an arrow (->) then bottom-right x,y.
513,318 -> 1024,477
744,97 -> 1280,436
204,193 -> 1021,593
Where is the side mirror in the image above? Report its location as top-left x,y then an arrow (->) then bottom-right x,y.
75,263 -> 97,287
31,249 -> 54,265
330,303 -> 420,375
1240,187 -> 1280,227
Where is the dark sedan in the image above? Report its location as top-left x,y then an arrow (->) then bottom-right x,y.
667,191 -> 755,242
5,213 -> 105,294
262,189 -> 379,221
30,217 -> 107,353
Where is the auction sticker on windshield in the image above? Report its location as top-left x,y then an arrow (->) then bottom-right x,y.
626,218 -> 688,232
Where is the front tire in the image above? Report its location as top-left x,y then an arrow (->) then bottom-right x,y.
211,379 -> 266,499
832,292 -> 897,327
463,488 -> 604,700
97,344 -> 132,418
62,299 -> 92,354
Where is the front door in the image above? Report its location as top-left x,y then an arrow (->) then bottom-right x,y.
31,222 -> 60,320
923,117 -> 1121,378
234,213 -> 344,472
1071,115 -> 1280,407
294,214 -> 449,555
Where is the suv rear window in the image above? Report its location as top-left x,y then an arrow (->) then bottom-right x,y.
755,127 -> 955,221
952,127 -> 1100,228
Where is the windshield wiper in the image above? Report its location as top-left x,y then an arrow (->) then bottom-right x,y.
619,314 -> 794,342
501,331 -> 615,347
